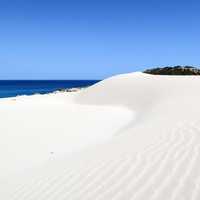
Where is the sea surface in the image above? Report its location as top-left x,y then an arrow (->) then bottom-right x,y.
0,80 -> 100,98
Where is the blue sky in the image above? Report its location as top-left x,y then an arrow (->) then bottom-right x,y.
0,0 -> 200,79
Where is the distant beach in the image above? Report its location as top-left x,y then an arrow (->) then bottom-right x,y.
0,80 -> 100,98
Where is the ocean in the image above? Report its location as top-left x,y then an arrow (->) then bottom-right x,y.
0,80 -> 100,98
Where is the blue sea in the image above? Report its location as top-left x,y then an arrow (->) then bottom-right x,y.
0,80 -> 100,98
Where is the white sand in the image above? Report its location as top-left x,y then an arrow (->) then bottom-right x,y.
1,72 -> 200,199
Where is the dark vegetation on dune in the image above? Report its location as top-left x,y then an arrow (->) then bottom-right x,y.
144,66 -> 200,75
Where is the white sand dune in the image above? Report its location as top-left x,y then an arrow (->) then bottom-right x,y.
1,72 -> 200,199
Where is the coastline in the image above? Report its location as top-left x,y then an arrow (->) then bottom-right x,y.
0,80 -> 100,99
0,87 -> 84,101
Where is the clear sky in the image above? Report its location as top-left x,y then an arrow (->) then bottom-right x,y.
0,0 -> 200,79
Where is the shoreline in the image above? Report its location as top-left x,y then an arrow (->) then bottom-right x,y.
0,80 -> 100,100
0,86 -> 86,100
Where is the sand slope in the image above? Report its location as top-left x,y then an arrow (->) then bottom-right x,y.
2,72 -> 200,199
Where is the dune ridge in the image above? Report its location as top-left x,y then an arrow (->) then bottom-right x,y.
1,72 -> 200,199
